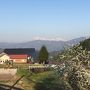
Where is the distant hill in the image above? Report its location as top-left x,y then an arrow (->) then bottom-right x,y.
0,37 -> 87,52
66,37 -> 87,46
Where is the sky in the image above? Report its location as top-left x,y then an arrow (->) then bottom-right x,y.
0,0 -> 90,42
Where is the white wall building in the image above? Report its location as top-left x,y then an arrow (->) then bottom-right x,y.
0,53 -> 10,64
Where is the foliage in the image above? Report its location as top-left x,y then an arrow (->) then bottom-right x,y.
34,72 -> 73,90
38,45 -> 49,64
80,38 -> 90,51
54,43 -> 90,90
54,44 -> 90,67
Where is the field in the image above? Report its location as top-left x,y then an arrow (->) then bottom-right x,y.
0,63 -> 52,90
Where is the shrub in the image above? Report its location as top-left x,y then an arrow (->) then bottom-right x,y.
34,74 -> 72,90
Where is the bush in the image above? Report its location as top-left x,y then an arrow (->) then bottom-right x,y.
34,74 -> 72,90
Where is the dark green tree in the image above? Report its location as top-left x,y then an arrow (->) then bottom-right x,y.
80,38 -> 90,51
38,45 -> 49,64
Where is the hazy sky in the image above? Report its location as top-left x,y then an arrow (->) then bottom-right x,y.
0,0 -> 90,42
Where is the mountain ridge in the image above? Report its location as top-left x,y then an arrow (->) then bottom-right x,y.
0,37 -> 88,52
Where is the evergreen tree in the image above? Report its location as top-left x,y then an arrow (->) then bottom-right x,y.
38,45 -> 49,64
80,38 -> 90,50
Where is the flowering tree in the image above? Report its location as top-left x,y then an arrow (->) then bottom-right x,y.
54,44 -> 90,90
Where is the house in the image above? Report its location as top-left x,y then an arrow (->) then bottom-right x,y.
9,54 -> 28,63
0,53 -> 10,64
4,48 -> 36,63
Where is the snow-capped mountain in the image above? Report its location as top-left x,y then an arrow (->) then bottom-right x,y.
32,36 -> 66,41
0,37 -> 88,52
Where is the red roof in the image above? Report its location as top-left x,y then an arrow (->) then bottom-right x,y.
9,54 -> 28,59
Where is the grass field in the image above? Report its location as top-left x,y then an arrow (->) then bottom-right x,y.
0,63 -> 52,90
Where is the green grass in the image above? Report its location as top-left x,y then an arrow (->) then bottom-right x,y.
16,64 -> 53,90
16,67 -> 52,83
0,63 -> 53,90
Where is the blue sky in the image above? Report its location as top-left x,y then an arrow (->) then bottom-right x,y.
0,0 -> 90,42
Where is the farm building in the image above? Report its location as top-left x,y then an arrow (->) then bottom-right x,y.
9,54 -> 28,63
4,48 -> 36,63
0,53 -> 10,64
